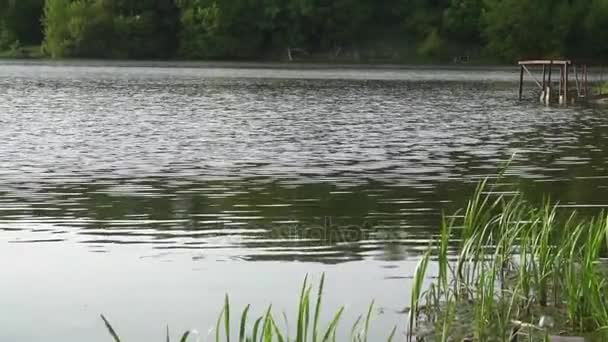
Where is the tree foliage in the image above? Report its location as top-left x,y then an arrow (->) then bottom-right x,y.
1,0 -> 44,50
0,0 -> 606,61
41,0 -> 178,58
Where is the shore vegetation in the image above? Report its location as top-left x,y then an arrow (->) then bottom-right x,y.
101,179 -> 608,341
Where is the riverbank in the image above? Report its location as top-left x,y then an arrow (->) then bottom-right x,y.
0,58 -> 516,72
0,46 -> 505,68
0,45 -> 44,59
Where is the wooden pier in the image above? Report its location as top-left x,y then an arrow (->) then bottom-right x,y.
518,60 -> 589,105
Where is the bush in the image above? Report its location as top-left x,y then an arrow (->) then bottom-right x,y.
417,29 -> 446,59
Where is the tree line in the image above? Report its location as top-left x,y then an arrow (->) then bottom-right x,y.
1,0 -> 607,62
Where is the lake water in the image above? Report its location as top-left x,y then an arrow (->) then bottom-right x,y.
1,61 -> 608,341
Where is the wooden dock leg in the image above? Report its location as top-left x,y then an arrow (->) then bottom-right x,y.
565,64 -> 569,104
547,62 -> 553,105
519,66 -> 524,100
541,65 -> 547,103
559,66 -> 564,105
584,65 -> 588,97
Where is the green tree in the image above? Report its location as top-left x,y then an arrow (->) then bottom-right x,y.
176,0 -> 224,58
481,0 -> 590,61
0,0 -> 44,50
41,0 -> 71,57
42,0 -> 178,59
110,0 -> 180,59
443,0 -> 483,43
583,0 -> 608,58
24,0 -> 608,61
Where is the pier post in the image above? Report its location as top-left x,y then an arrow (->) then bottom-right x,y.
565,63 -> 569,104
584,64 -> 588,97
559,66 -> 563,105
541,65 -> 547,103
546,61 -> 553,105
519,66 -> 524,100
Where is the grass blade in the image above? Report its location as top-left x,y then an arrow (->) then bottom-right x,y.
225,294 -> 231,342
302,287 -> 312,342
296,275 -> 309,342
180,331 -> 191,342
252,316 -> 264,342
407,250 -> 430,342
387,326 -> 397,342
363,300 -> 375,342
216,306 -> 226,342
271,316 -> 286,342
239,304 -> 251,342
100,314 -> 121,342
321,306 -> 344,342
349,315 -> 363,342
262,306 -> 273,342
313,273 -> 325,342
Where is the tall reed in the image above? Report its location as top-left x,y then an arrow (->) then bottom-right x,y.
101,178 -> 608,341
102,274 -> 392,342
409,178 -> 608,341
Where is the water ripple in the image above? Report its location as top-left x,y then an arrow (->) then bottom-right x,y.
1,63 -> 608,262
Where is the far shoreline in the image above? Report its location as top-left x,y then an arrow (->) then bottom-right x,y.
0,57 -> 517,71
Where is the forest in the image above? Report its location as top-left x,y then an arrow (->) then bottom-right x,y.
1,0 -> 607,62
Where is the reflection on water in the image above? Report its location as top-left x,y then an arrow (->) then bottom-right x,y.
2,62 -> 608,341
1,63 -> 607,262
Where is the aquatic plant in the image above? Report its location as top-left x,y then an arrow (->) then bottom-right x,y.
101,274 -> 393,342
593,82 -> 608,96
408,179 -> 608,341
102,178 -> 608,341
